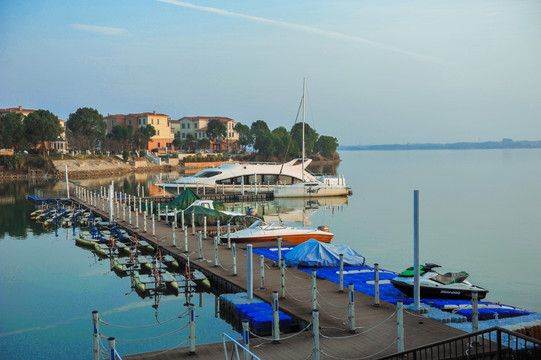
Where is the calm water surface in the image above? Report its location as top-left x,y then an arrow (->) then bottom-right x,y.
1,149 -> 540,359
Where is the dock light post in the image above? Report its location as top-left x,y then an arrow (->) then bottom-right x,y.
374,263 -> 380,306
108,337 -> 116,360
348,283 -> 355,333
129,207 -> 132,226
122,203 -> 126,222
227,223 -> 231,249
272,291 -> 280,343
139,197 -> 142,214
191,213 -> 195,235
313,310 -> 320,360
217,220 -> 220,239
277,237 -> 282,262
116,198 -> 120,221
172,222 -> 176,247
135,208 -> 139,229
92,311 -> 99,360
203,217 -> 207,239
339,254 -> 344,292
232,243 -> 237,276
109,183 -> 114,223
165,205 -> 168,224
181,210 -> 185,230
312,270 -> 317,311
143,213 -> 147,232
242,320 -> 250,360
189,305 -> 196,354
184,226 -> 188,252
259,255 -> 265,290
174,209 -> 177,229
280,259 -> 285,299
247,244 -> 253,299
198,231 -> 202,259
214,236 -> 219,266
152,213 -> 155,236
413,190 -> 421,312
397,300 -> 404,353
472,291 -> 479,334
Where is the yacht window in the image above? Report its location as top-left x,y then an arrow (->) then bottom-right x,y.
196,171 -> 222,178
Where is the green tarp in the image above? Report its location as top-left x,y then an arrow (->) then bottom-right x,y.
158,188 -> 200,210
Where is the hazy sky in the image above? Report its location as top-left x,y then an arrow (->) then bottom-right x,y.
1,0 -> 540,145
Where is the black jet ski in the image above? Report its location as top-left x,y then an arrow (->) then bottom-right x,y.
391,263 -> 489,300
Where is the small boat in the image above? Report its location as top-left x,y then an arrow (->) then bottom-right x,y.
75,236 -> 99,249
391,263 -> 489,300
274,180 -> 349,198
219,219 -> 333,245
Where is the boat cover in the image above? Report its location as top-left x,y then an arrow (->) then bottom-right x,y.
285,239 -> 365,267
160,188 -> 200,209
182,205 -> 232,226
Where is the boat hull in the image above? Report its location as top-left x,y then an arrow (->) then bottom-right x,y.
221,233 -> 333,245
391,279 -> 488,300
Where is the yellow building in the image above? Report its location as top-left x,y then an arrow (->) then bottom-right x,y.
177,116 -> 239,151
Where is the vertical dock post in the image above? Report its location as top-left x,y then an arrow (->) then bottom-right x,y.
312,270 -> 317,311
189,304 -> 196,354
122,203 -> 126,222
217,219 -> 220,239
184,226 -> 188,252
152,213 -> 155,236
108,337 -> 116,360
339,253 -> 344,292
348,283 -> 355,333
135,207 -> 139,229
259,255 -> 265,290
191,213 -> 195,235
109,182 -> 113,222
227,223 -> 231,249
143,213 -> 147,232
272,291 -> 280,343
247,244 -> 253,299
129,207 -> 132,225
313,310 -> 320,360
397,300 -> 404,353
181,210 -> 184,231
277,237 -> 282,262
92,310 -> 99,360
172,221 -> 176,247
174,208 -> 177,229
198,231 -> 202,259
242,320 -> 250,360
65,165 -> 70,198
203,216 -> 207,239
214,236 -> 218,266
472,291 -> 479,334
139,197 -> 142,214
116,198 -> 120,221
413,190 -> 421,311
374,263 -> 380,306
232,242 -> 237,276
280,259 -> 285,299
165,205 -> 168,224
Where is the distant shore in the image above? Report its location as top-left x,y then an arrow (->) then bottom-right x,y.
340,139 -> 541,151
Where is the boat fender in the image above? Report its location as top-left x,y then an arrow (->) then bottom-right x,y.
318,225 -> 330,232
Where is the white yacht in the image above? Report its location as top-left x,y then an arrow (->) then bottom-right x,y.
157,158 -> 317,190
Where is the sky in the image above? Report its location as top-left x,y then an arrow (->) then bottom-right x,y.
1,0 -> 540,145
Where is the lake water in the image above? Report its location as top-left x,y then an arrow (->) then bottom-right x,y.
1,149 -> 540,359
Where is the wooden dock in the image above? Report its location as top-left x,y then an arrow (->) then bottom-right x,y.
72,194 -> 470,360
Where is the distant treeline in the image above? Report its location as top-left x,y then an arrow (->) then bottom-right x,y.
340,139 -> 541,151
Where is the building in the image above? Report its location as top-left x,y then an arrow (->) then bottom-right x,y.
177,116 -> 239,151
0,105 -> 67,153
105,111 -> 175,153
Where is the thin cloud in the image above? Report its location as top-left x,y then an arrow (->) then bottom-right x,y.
70,24 -> 127,36
155,0 -> 448,65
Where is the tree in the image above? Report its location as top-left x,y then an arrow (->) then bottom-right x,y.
105,125 -> 132,153
23,110 -> 62,154
315,135 -> 339,157
291,122 -> 319,157
172,132 -> 182,150
134,125 -> 156,150
271,126 -> 290,160
198,138 -> 210,150
66,107 -> 106,153
206,119 -> 227,142
234,122 -> 252,151
0,112 -> 25,150
183,133 -> 196,153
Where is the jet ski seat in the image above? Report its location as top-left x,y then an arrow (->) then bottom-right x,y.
434,271 -> 469,285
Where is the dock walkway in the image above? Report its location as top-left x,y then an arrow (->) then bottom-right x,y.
73,195 -> 469,360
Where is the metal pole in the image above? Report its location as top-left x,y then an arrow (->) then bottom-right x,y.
242,320 -> 250,360
217,219 -> 220,239
374,263 -> 380,306
122,203 -> 126,222
203,216 -> 207,239
472,291 -> 479,333
109,183 -> 113,222
214,236 -> 218,267
272,291 -> 280,343
259,255 -> 265,290
129,207 -> 132,226
227,223 -> 231,249
184,226 -> 188,252
152,213 -> 155,236
313,310 -> 320,360
413,190 -> 421,311
172,221 -> 176,247
108,337 -> 116,360
139,197 -> 142,214
174,208 -> 177,229
348,283 -> 355,333
65,165 -> 69,198
198,231 -> 202,259
247,244 -> 253,299
312,269 -> 317,311
280,258 -> 285,298
92,310 -> 99,360
165,205 -> 169,224
277,237 -> 282,261
339,253 -> 344,292
191,213 -> 195,235
232,242 -> 237,276
136,206 -> 139,228
397,300 -> 404,353
181,209 -> 184,230
189,304 -> 196,354
143,213 -> 147,232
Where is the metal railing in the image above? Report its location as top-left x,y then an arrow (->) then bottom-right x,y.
376,326 -> 540,360
222,333 -> 262,360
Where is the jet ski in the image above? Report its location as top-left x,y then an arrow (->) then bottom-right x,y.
391,263 -> 489,300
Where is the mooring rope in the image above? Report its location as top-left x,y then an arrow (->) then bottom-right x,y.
315,301 -> 349,321
285,266 -> 312,280
316,289 -> 348,308
284,285 -> 312,303
250,321 -> 313,343
319,310 -> 397,339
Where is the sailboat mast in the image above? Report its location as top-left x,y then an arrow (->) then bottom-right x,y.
302,77 -> 306,182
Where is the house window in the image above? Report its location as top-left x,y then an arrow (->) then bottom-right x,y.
128,119 -> 131,125
187,123 -> 191,129
182,133 -> 186,138
195,122 -> 198,129
182,124 -> 185,129
158,142 -> 161,148
157,119 -> 159,125
157,130 -> 160,135
151,119 -> 154,124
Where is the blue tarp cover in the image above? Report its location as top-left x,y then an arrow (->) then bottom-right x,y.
284,239 -> 365,267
